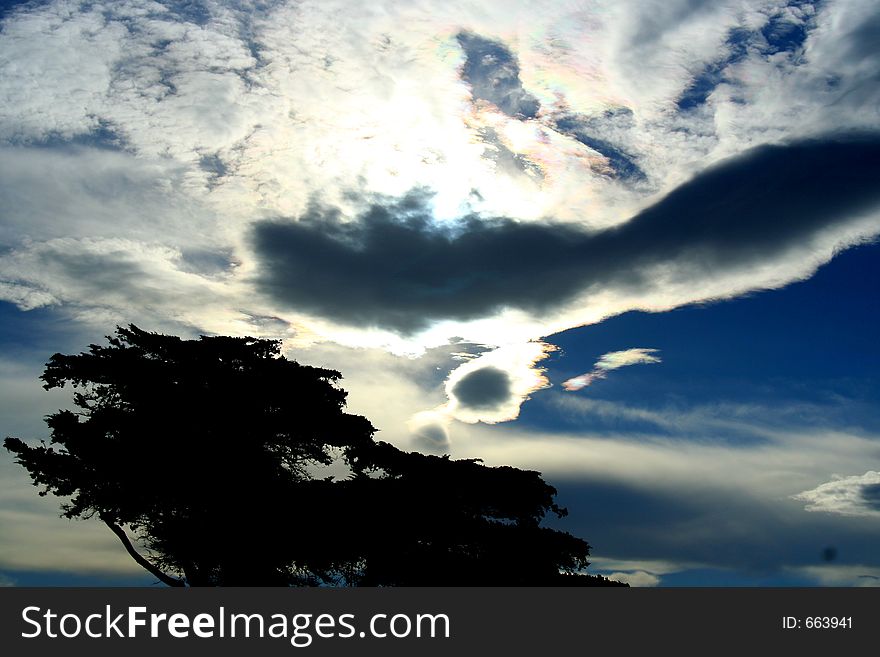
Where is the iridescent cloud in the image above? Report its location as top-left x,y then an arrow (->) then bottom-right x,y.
563,348 -> 661,391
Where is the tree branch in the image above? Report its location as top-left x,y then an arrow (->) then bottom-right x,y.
101,518 -> 186,587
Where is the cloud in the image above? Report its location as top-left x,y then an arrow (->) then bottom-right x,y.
447,416 -> 880,573
457,31 -> 645,181
450,367 -> 512,409
792,472 -> 880,518
593,349 -> 662,370
589,556 -> 694,576
407,410 -> 452,454
0,489 -> 148,575
788,564 -> 880,587
0,146 -> 217,244
441,342 -> 555,424
0,356 -> 148,575
251,134 -> 880,336
547,393 -> 874,446
602,570 -> 661,587
675,2 -> 825,113
563,348 -> 661,391
0,236 -> 235,326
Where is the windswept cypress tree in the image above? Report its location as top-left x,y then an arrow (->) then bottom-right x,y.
5,325 -> 623,586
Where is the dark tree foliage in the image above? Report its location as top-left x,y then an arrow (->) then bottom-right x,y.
4,326 -> 624,587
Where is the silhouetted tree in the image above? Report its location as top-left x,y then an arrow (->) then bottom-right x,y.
4,325 -> 623,586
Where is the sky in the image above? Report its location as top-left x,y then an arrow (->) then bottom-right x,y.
0,0 -> 879,587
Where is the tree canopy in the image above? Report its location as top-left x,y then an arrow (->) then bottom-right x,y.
4,325 -> 623,586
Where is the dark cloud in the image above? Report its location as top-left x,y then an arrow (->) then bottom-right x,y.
251,134 -> 880,333
410,423 -> 450,455
199,153 -> 229,188
456,31 -> 540,119
451,367 -> 512,410
39,250 -> 147,294
178,248 -> 236,276
860,483 -> 880,510
239,312 -> 292,334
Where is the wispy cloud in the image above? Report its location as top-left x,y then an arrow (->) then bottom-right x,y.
563,348 -> 661,391
602,570 -> 661,587
787,564 -> 880,587
445,418 -> 880,576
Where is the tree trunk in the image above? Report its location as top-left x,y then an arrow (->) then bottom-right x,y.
102,518 -> 186,587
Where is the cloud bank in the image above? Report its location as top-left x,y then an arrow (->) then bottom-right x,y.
252,135 -> 880,336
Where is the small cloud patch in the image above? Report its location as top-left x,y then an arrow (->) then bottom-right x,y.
563,348 -> 661,391
792,471 -> 880,518
603,570 -> 661,587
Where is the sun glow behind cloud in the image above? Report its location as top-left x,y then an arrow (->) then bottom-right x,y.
0,0 -> 878,358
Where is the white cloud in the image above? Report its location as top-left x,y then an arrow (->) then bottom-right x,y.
792,471 -> 880,518
0,359 -> 146,575
563,347 -> 661,391
0,495 -> 150,575
603,570 -> 661,587
789,564 -> 880,587
438,414 -> 880,576
588,556 -> 695,576
0,235 -> 260,337
440,342 -> 555,424
594,348 -> 662,371
447,413 -> 880,501
547,393 -> 869,443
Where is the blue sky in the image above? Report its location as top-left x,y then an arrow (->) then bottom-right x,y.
1,0 -> 879,587
540,239 -> 880,430
536,240 -> 880,586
